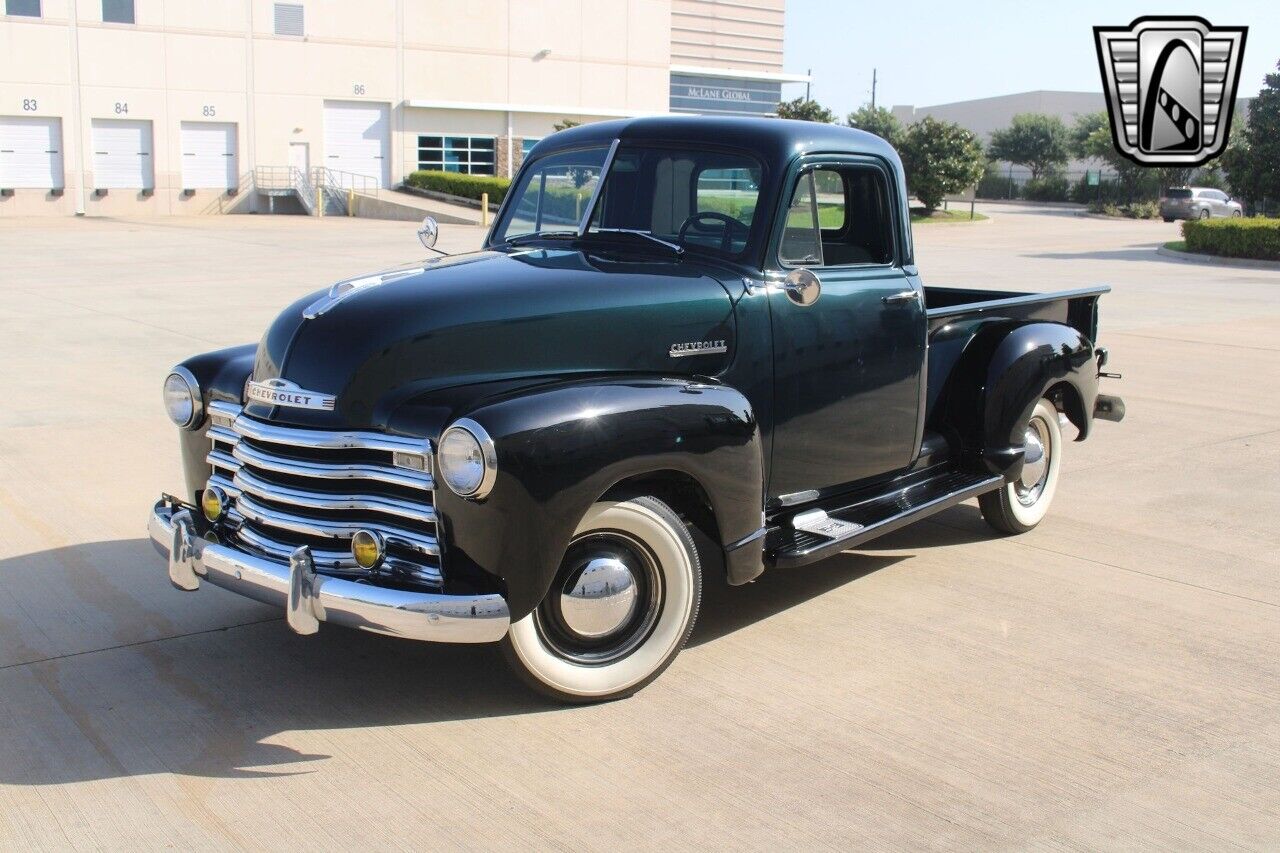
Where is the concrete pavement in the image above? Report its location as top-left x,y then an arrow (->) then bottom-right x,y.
0,208 -> 1277,850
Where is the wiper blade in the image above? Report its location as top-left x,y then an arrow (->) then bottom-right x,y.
503,230 -> 579,246
589,228 -> 685,256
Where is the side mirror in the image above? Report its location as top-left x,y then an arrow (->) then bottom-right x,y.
417,215 -> 439,250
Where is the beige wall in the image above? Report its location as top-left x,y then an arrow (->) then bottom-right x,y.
671,0 -> 784,73
0,0 -> 674,216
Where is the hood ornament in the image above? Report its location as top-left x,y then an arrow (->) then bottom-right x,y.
302,266 -> 426,319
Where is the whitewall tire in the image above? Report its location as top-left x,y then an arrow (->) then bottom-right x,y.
979,398 -> 1063,534
501,496 -> 702,703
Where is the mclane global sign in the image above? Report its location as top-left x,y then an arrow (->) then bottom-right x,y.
670,73 -> 782,117
1094,16 -> 1247,166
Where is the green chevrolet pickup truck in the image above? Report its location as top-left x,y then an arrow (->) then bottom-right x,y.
150,116 -> 1124,702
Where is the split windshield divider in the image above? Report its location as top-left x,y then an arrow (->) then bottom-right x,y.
576,138 -> 620,237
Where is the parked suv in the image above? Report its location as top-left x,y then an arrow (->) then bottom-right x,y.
1160,187 -> 1243,221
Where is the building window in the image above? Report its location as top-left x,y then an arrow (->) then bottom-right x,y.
102,0 -> 133,23
273,3 -> 303,36
521,138 -> 541,159
5,0 -> 41,17
417,136 -> 496,175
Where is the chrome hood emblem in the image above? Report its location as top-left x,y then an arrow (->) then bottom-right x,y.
246,378 -> 336,411
302,266 -> 428,319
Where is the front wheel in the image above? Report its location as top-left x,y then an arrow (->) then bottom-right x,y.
979,398 -> 1063,534
501,496 -> 702,703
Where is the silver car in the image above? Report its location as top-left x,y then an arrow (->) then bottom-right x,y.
1159,187 -> 1243,222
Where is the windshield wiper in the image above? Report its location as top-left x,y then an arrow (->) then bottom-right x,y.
588,228 -> 685,256
503,230 -> 579,246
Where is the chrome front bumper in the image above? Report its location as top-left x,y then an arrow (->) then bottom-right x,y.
149,499 -> 510,643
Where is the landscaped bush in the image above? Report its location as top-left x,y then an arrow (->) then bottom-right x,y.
976,167 -> 1017,200
1183,217 -> 1280,260
405,170 -> 511,205
1089,201 -> 1159,219
1023,174 -> 1069,202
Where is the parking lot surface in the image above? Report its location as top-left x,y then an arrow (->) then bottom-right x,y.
1,207 -> 1278,850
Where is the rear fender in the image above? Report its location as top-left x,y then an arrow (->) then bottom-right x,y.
937,322 -> 1097,478
434,377 -> 764,621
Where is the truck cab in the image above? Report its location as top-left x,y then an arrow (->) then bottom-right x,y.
150,117 -> 1124,702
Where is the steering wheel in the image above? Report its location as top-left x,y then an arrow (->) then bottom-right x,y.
677,211 -> 748,253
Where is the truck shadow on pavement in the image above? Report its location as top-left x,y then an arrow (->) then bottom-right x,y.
0,516 -> 986,786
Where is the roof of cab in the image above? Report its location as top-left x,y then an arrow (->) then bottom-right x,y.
531,115 -> 901,173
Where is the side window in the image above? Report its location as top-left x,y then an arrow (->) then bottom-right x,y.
780,164 -> 895,267
779,172 -> 822,266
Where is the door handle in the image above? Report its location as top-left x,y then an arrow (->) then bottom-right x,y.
882,290 -> 920,305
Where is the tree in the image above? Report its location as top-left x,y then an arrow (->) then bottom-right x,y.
897,117 -> 985,212
1223,59 -> 1280,208
846,105 -> 903,146
988,113 -> 1069,180
776,97 -> 836,123
1071,111 -> 1147,201
552,119 -> 580,133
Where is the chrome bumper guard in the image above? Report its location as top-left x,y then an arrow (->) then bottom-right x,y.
149,499 -> 510,643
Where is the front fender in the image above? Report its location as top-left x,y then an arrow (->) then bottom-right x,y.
172,344 -> 256,503
937,322 -> 1097,478
434,377 -> 763,621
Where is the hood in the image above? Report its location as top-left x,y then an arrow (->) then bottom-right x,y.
248,248 -> 737,430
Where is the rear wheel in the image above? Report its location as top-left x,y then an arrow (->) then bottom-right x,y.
501,496 -> 701,703
1162,216 -> 1175,223
980,398 -> 1063,535
1199,208 -> 1210,220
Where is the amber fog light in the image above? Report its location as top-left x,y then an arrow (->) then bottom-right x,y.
201,485 -> 228,523
351,530 -> 384,569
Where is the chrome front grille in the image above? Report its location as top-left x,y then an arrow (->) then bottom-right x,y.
205,401 -> 441,586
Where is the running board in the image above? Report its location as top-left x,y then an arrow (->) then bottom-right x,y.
766,469 -> 1004,569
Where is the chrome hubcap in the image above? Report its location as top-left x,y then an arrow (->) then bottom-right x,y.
1016,417 -> 1051,506
559,557 -> 639,639
536,533 -> 663,664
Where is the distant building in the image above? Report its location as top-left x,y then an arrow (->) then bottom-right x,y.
893,90 -> 1252,182
0,0 -> 808,217
893,91 -> 1107,180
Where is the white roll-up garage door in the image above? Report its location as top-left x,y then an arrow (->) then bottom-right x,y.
323,101 -> 389,188
91,118 -> 154,189
180,121 -> 237,189
0,116 -> 65,189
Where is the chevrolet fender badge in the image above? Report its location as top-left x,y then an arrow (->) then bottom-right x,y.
246,378 -> 336,411
669,340 -> 728,358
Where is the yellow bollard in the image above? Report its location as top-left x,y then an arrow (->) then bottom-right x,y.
348,188 -> 354,216
317,187 -> 323,218
481,192 -> 490,228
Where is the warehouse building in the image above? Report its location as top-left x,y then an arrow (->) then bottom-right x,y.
0,0 -> 806,216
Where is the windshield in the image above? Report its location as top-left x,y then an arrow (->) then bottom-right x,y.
495,144 -> 764,258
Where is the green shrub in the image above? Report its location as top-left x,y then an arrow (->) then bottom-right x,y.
976,162 -> 1017,199
1089,201 -> 1159,219
1182,217 -> 1280,260
1023,174 -> 1069,202
405,170 -> 511,205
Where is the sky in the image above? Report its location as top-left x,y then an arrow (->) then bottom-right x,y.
782,0 -> 1279,118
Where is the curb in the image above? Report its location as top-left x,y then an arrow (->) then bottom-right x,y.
971,198 -> 1086,210
1075,212 -> 1162,221
1155,244 -> 1280,271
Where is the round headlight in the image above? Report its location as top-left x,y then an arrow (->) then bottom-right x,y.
437,419 -> 497,499
163,367 -> 202,429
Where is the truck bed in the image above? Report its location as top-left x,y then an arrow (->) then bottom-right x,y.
924,284 -> 1110,341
